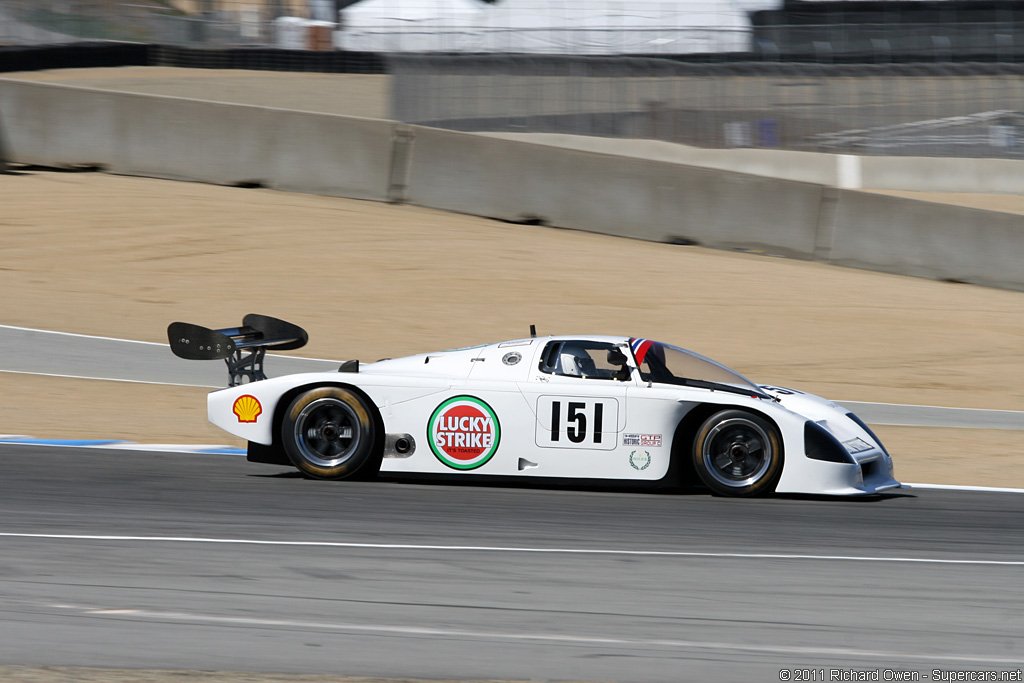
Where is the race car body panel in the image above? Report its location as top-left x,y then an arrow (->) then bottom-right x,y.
190,323 -> 900,496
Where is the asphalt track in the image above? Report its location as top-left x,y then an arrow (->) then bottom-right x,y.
0,325 -> 341,388
3,325 -> 1024,431
0,443 -> 1021,681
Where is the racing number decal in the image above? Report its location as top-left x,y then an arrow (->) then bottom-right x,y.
552,401 -> 602,444
759,385 -> 804,396
536,396 -> 618,450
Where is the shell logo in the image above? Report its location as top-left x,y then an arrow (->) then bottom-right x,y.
232,394 -> 262,423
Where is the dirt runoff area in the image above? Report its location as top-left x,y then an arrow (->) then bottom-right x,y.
1,168 -> 1023,488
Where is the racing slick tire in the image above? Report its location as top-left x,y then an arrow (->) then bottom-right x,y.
692,409 -> 783,497
281,386 -> 377,480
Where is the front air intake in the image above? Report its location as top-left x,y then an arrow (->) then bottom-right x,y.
804,421 -> 856,464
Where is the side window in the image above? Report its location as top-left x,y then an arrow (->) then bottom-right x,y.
638,358 -> 651,381
539,341 -> 630,381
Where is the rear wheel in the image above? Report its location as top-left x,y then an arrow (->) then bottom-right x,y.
281,387 -> 376,480
692,409 -> 782,497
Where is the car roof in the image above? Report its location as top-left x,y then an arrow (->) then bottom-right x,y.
489,334 -> 630,347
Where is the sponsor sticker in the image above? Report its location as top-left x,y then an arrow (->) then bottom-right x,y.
629,450 -> 652,471
623,433 -> 662,447
232,394 -> 262,423
502,351 -> 522,366
428,396 -> 501,470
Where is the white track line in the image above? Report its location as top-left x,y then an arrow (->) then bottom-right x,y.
48,604 -> 1024,665
902,482 -> 1024,494
0,369 -> 217,388
0,324 -> 342,362
837,399 -> 1024,416
2,533 -> 1022,565
7,324 -> 1024,416
98,443 -> 242,453
0,324 -> 166,345
0,439 -> 243,454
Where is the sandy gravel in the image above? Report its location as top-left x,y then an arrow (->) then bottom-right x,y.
0,372 -> 237,446
870,425 -> 1024,486
2,68 -> 391,119
1,168 -> 1023,488
4,169 -> 1024,410
867,189 -> 1024,214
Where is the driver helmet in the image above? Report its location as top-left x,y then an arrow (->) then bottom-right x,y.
559,343 -> 597,377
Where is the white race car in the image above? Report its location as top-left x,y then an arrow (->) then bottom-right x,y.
169,315 -> 899,497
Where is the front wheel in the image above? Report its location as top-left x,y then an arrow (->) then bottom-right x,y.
692,409 -> 783,497
281,387 -> 377,480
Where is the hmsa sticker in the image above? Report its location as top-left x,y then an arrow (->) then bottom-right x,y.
623,433 -> 662,448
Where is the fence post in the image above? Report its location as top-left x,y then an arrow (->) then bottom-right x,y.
387,125 -> 416,204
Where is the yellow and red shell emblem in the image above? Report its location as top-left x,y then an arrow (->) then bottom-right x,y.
232,394 -> 262,423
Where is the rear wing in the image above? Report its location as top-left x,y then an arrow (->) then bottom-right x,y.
168,314 -> 308,386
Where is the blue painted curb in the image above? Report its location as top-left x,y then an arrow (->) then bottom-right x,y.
0,437 -> 128,447
0,436 -> 245,455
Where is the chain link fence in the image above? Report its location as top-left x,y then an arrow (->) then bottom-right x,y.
9,0 -> 1024,57
6,0 -> 1024,59
0,0 -> 334,46
391,56 -> 1024,157
0,1 -> 748,50
5,1 -> 1024,156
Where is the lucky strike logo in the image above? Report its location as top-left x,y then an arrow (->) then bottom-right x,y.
428,396 -> 500,470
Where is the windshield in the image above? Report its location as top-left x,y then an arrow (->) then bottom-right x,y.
630,339 -> 760,392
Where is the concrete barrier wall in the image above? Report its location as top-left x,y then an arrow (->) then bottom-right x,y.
480,132 -> 1024,194
0,101 -> 7,173
406,128 -> 1024,291
0,79 -> 395,201
0,81 -> 117,167
113,92 -> 279,185
2,78 -> 1023,291
480,133 -> 844,187
405,126 -> 828,258
858,156 -> 1024,195
113,92 -> 395,200
828,191 -> 1024,290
